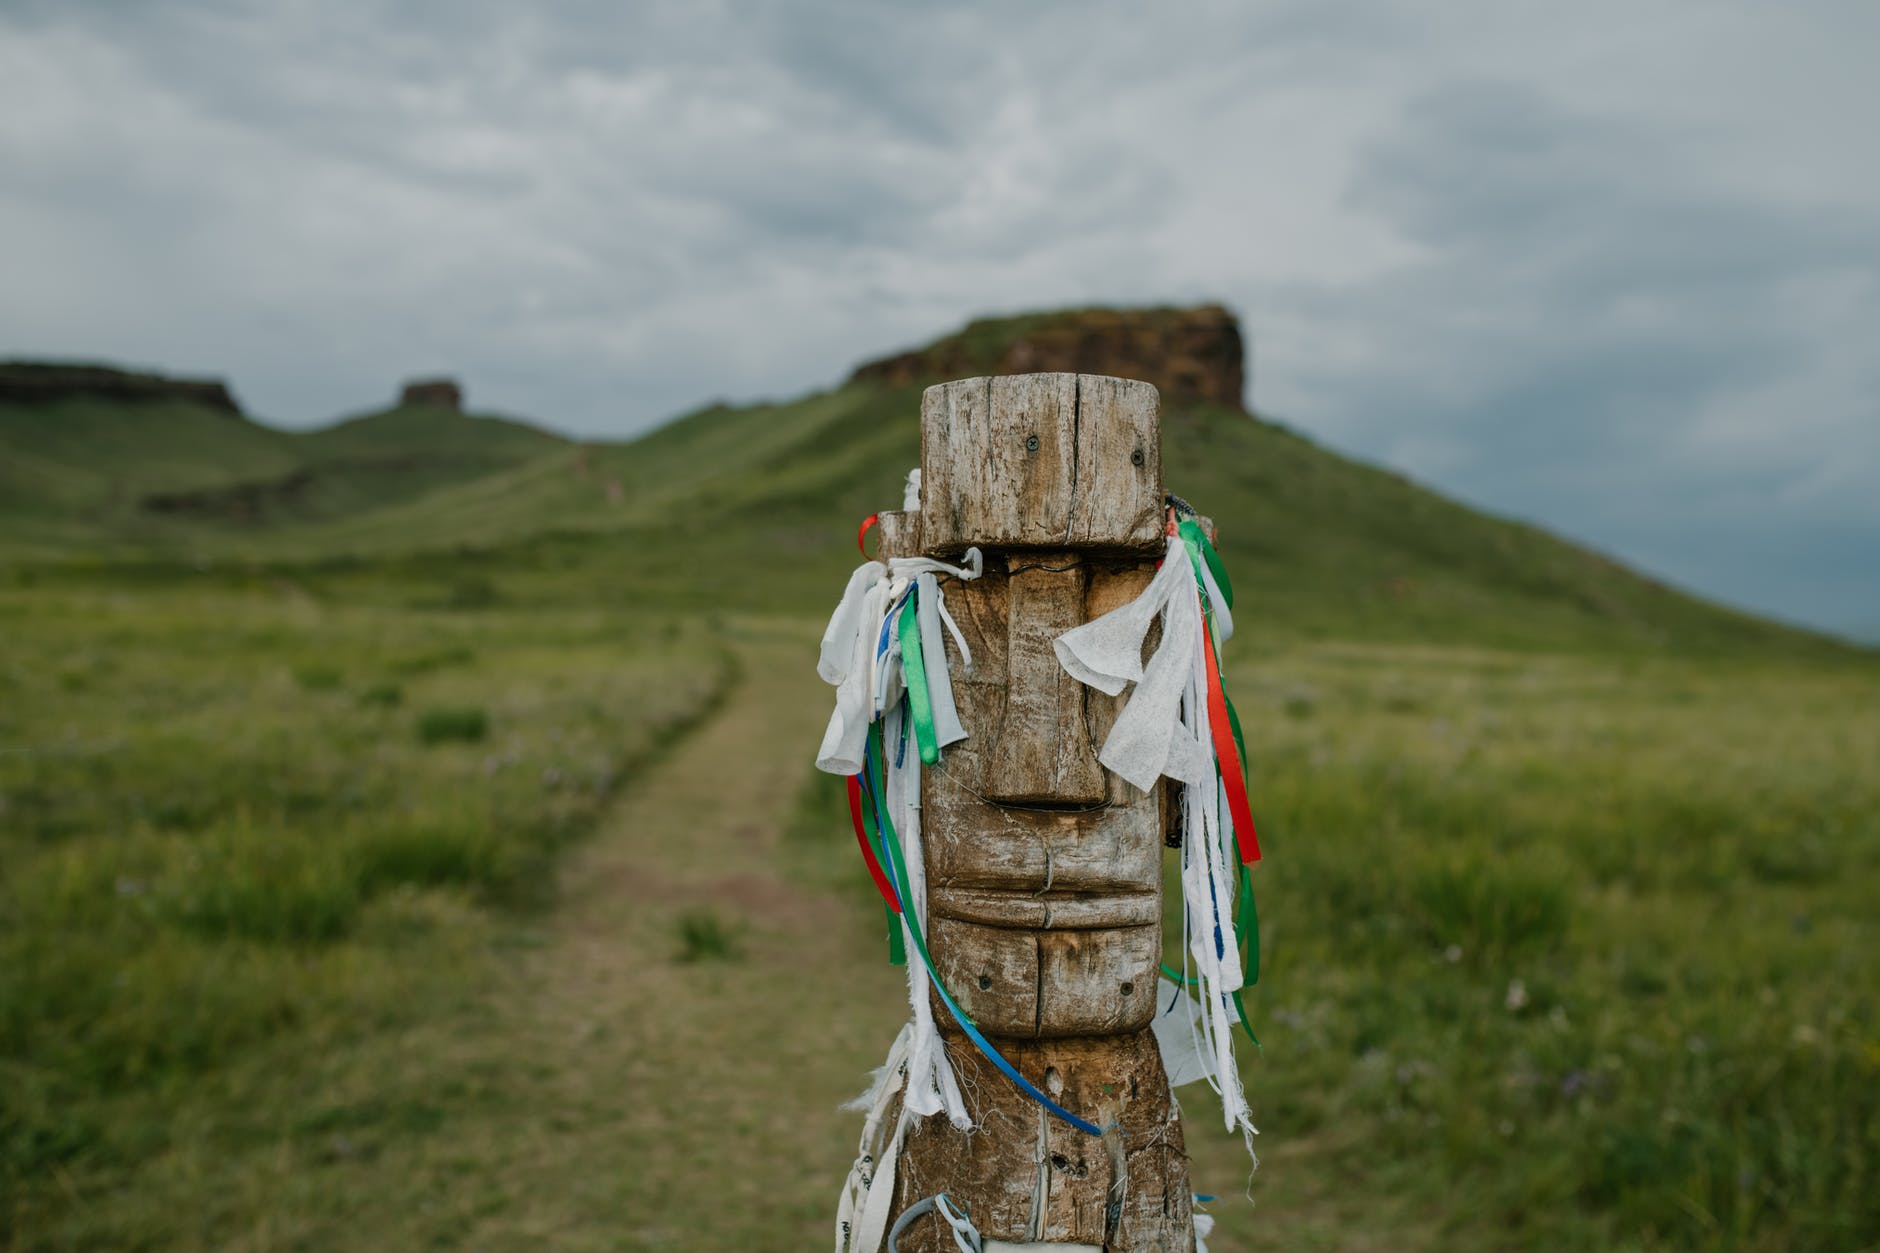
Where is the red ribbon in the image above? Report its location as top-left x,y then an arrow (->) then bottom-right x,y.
857,512 -> 880,558
847,774 -> 900,909
1202,615 -> 1261,863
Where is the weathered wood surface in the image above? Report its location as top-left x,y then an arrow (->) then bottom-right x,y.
985,557 -> 1105,805
889,1032 -> 1194,1252
919,373 -> 1164,556
921,555 -> 1162,1039
865,373 -> 1192,1251
875,508 -> 924,561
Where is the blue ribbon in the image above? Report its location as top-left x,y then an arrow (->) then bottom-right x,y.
860,726 -> 1103,1137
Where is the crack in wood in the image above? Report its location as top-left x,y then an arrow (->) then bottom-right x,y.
884,373 -> 1189,1251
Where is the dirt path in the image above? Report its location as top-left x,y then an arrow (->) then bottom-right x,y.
451,619 -> 909,1250
352,619 -> 1318,1251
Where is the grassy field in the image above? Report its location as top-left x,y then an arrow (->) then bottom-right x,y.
785,637 -> 1880,1251
3,558 -> 1873,1250
1,310 -> 1874,1248
0,570 -> 734,1247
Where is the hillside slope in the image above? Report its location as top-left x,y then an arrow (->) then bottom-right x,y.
0,367 -> 564,553
1,315 -> 1849,657
263,308 -> 1829,655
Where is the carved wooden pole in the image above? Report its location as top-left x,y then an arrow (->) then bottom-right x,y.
874,374 -> 1191,1251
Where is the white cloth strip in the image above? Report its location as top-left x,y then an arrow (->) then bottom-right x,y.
933,591 -> 972,671
891,705 -> 970,1130
1050,528 -> 1259,1148
1150,978 -> 1211,1089
915,572 -> 968,750
889,546 -> 983,583
817,577 -> 889,775
1052,536 -> 1212,790
835,1024 -> 912,1253
820,561 -> 887,684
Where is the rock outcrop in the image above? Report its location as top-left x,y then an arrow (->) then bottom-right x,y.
850,304 -> 1246,411
0,361 -> 242,415
400,378 -> 463,411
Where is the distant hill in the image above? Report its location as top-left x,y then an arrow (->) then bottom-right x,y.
0,315 -> 1852,658
0,367 -> 562,552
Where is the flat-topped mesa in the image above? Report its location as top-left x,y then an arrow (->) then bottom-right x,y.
851,304 -> 1246,412
399,377 -> 463,411
0,361 -> 242,416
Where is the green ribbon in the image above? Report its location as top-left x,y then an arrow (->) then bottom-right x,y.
897,595 -> 940,766
1177,517 -> 1233,609
1224,693 -> 1248,783
1239,856 -> 1259,987
864,722 -> 1103,1135
856,767 -> 907,966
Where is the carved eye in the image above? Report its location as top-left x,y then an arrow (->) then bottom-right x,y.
1120,981 -> 1135,996
978,974 -> 992,990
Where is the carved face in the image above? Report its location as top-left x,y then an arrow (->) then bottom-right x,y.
922,555 -> 1165,1039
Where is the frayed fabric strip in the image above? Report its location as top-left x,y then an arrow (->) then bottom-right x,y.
1051,524 -> 1261,1149
821,561 -> 887,684
817,548 -> 981,777
915,572 -> 968,751
818,577 -> 890,776
835,1025 -> 915,1253
1053,536 -> 1213,790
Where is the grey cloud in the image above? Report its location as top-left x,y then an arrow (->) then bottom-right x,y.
0,2 -> 1874,635
1274,77 -> 1880,634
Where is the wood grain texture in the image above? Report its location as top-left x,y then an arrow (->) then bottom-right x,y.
1069,374 -> 1163,547
928,886 -> 1161,931
1035,925 -> 1159,1036
870,373 -> 1191,1251
919,373 -> 1164,555
925,916 -> 1159,1040
885,1030 -> 1194,1252
874,509 -> 923,560
984,558 -> 1105,805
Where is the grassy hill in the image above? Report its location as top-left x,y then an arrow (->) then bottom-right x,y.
3,311 -> 1875,1250
0,375 -> 564,556
6,314 -> 1845,657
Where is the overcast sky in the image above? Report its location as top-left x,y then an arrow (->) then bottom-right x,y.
2,1 -> 1875,637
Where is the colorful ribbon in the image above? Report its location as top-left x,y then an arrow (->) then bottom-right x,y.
860,722 -> 1103,1137
847,774 -> 900,910
1202,614 -> 1260,864
827,506 -> 1271,1135
897,596 -> 941,765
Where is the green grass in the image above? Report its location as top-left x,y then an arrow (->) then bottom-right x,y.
1165,643 -> 1880,1250
1,307 -> 1874,1248
4,575 -> 1875,1251
0,396 -> 563,551
0,575 -> 734,1232
771,640 -> 1880,1249
5,326 -> 1846,662
673,908 -> 743,963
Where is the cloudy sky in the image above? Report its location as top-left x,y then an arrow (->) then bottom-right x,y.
2,1 -> 1875,637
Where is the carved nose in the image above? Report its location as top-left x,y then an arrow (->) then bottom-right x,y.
983,560 -> 1106,806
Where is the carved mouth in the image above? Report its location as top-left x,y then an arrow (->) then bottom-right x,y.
929,885 -> 1160,931
926,888 -> 1163,1039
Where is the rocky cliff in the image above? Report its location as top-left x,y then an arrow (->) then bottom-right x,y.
400,378 -> 463,410
849,304 -> 1246,410
0,361 -> 243,415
